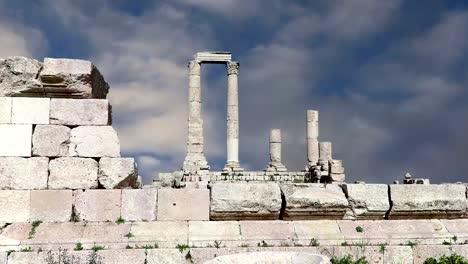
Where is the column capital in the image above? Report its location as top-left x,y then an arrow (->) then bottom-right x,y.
227,61 -> 239,75
188,60 -> 201,75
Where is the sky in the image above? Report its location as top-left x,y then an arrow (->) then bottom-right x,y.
1,0 -> 467,184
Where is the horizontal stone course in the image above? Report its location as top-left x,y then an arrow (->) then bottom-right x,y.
50,99 -> 110,125
343,184 -> 390,219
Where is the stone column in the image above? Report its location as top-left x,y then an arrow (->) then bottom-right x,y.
223,61 -> 243,172
319,141 -> 332,161
183,60 -> 209,174
306,110 -> 319,168
265,129 -> 287,172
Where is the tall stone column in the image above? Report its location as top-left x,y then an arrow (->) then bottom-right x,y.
265,129 -> 287,172
223,61 -> 243,172
183,60 -> 209,175
306,110 -> 319,168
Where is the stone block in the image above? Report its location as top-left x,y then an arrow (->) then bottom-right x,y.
389,184 -> 467,219
0,57 -> 42,97
329,160 -> 344,174
338,219 -> 451,245
30,190 -> 73,222
26,222 -> 85,246
0,157 -> 48,189
50,98 -> 110,125
129,221 -> 188,248
32,125 -> 70,157
11,98 -> 49,124
74,190 -> 121,222
189,221 -> 241,247
0,190 -> 30,222
384,246 -> 413,264
343,184 -> 390,219
292,220 -> 344,246
48,158 -> 98,189
81,222 -> 130,248
157,188 -> 209,220
121,189 -> 157,221
40,58 -> 109,98
194,52 -> 232,62
0,97 -> 12,123
98,249 -> 146,264
240,221 -> 295,246
280,183 -> 348,220
205,252 -> 330,264
412,245 -> 455,264
441,219 -> 468,242
0,124 -> 32,157
146,249 -> 185,264
69,126 -> 120,157
98,158 -> 138,189
211,182 -> 282,220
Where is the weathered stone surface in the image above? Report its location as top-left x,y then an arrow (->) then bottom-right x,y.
338,219 -> 451,245
98,158 -> 137,189
157,188 -> 209,221
240,221 -> 295,246
50,98 -> 110,125
343,184 -> 390,219
32,125 -> 70,157
319,141 -> 332,161
390,184 -> 467,219
40,58 -> 109,98
11,97 -> 49,124
0,57 -> 42,97
121,189 -> 157,221
205,252 -> 330,264
30,190 -> 73,222
99,249 -> 146,264
48,158 -> 98,189
129,221 -> 188,248
194,52 -> 232,62
293,220 -> 344,246
211,182 -> 282,220
0,191 -> 30,222
80,222 -> 130,247
69,126 -> 120,157
384,246 -> 413,264
146,249 -> 184,264
189,221 -> 241,247
0,97 -> 12,123
0,124 -> 32,157
413,245 -> 468,264
440,219 -> 468,241
26,222 -> 85,246
0,157 -> 48,189
281,183 -> 348,220
74,190 -> 121,222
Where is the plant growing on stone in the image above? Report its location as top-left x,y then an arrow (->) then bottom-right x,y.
406,240 -> 418,248
125,232 -> 134,238
257,240 -> 270,247
126,245 -> 133,249
176,244 -> 190,253
6,250 -> 15,256
91,244 -> 105,252
423,254 -> 468,264
20,247 -> 33,252
28,220 -> 43,239
309,238 -> 320,247
185,250 -> 193,263
331,255 -> 369,264
341,242 -> 349,246
355,226 -> 364,233
74,242 -> 83,251
442,240 -> 452,245
115,217 -> 125,224
379,243 -> 387,254
214,240 -> 222,249
87,251 -> 103,264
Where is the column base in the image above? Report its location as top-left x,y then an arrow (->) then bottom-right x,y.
182,153 -> 210,181
223,161 -> 244,173
264,162 -> 288,172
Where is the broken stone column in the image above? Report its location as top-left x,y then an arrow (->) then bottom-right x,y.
306,110 -> 319,168
329,159 -> 345,183
265,129 -> 287,172
183,61 -> 209,175
223,61 -> 243,172
319,141 -> 332,161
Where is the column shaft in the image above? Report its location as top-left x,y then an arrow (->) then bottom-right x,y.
306,110 -> 319,167
224,61 -> 242,171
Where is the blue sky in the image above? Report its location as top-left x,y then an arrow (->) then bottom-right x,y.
1,0 -> 467,184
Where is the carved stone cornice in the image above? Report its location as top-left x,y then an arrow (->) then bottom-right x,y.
227,61 -> 239,75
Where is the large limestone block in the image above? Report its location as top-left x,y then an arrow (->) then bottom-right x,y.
293,220 -> 344,246
27,222 -> 85,246
40,58 -> 109,98
50,98 -> 110,125
80,222 -> 130,248
343,184 -> 390,219
98,249 -> 146,264
239,221 -> 295,246
211,182 -> 282,220
32,125 -> 70,157
384,246 -> 413,264
0,57 -> 42,97
157,189 -> 209,220
129,221 -> 188,248
48,157 -> 98,189
30,190 -> 73,222
441,219 -> 468,241
389,184 -> 467,219
121,189 -> 157,221
0,157 -> 48,189
189,221 -> 241,247
98,158 -> 138,189
11,97 -> 50,124
146,249 -> 185,264
280,183 -> 348,220
0,190 -> 30,222
69,126 -> 120,157
204,252 -> 330,264
0,124 -> 32,157
0,97 -> 12,123
74,190 -> 121,222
